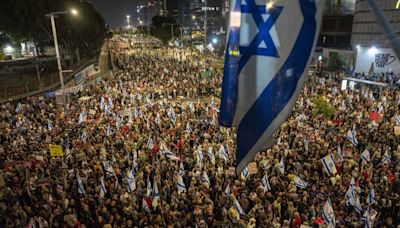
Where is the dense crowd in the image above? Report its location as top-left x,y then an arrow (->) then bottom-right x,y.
0,42 -> 399,228
353,72 -> 400,87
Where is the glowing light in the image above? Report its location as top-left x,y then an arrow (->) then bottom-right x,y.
318,55 -> 323,61
396,0 -> 400,9
266,2 -> 274,10
369,46 -> 377,55
356,45 -> 361,49
71,9 -> 78,15
230,12 -> 241,27
212,38 -> 218,44
4,45 -> 13,54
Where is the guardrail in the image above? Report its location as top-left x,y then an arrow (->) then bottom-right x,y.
0,58 -> 98,104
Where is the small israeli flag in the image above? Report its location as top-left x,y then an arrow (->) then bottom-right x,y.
179,162 -> 185,176
361,148 -> 371,162
81,131 -> 88,142
146,137 -> 154,149
225,184 -> 231,197
382,149 -> 391,165
15,102 -> 22,113
321,154 -> 337,176
322,199 -> 335,227
219,145 -> 229,162
152,180 -> 160,209
354,196 -> 362,214
189,102 -> 195,113
177,174 -> 186,193
207,147 -> 216,165
186,122 -> 193,133
78,112 -> 87,124
77,174 -> 85,194
233,196 -> 245,215
345,185 -> 356,206
303,137 -> 309,152
279,158 -> 285,175
127,169 -> 136,192
367,188 -> 376,205
100,179 -> 107,198
197,146 -> 204,164
106,124 -> 111,136
104,104 -> 112,115
396,115 -> 400,126
261,174 -> 271,192
363,208 -> 373,228
337,144 -> 344,164
108,97 -> 113,108
155,113 -> 161,125
346,129 -> 359,147
294,176 -> 308,189
219,0 -> 325,174
146,177 -> 152,197
241,166 -> 249,180
202,171 -> 211,186
169,108 -> 176,124
47,120 -> 53,130
100,97 -> 105,110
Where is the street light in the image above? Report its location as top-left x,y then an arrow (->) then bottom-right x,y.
126,15 -> 131,28
46,9 -> 78,103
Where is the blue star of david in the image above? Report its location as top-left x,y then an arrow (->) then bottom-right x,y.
239,0 -> 283,71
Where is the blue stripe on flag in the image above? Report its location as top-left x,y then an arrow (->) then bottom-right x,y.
219,0 -> 242,127
236,0 -> 317,171
322,158 -> 332,176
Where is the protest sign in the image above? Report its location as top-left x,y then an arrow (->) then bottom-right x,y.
49,144 -> 63,157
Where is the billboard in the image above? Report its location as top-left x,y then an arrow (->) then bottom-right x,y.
355,47 -> 399,74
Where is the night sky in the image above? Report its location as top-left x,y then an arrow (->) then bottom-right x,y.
91,0 -> 141,28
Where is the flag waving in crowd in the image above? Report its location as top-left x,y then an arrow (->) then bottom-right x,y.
219,0 -> 325,174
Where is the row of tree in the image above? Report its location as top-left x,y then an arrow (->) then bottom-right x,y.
0,0 -> 106,67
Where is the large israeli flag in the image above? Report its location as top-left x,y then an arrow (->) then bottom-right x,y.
219,0 -> 325,173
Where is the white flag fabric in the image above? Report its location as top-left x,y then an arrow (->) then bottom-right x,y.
207,147 -> 216,165
321,154 -> 337,176
127,169 -> 136,192
177,174 -> 186,193
382,149 -> 391,165
396,115 -> 400,126
294,176 -> 308,189
152,180 -> 160,209
100,179 -> 107,198
241,166 -> 249,180
78,112 -> 87,124
197,147 -> 204,165
279,158 -> 285,175
146,137 -> 154,149
337,144 -> 344,164
261,174 -> 271,192
346,129 -> 359,147
361,148 -> 371,162
225,184 -> 231,197
186,122 -> 193,133
179,162 -> 185,176
219,0 -> 325,174
322,199 -> 335,227
202,171 -> 211,186
233,196 -> 245,215
367,188 -> 376,205
146,177 -> 152,197
77,175 -> 85,194
219,145 -> 229,162
47,121 -> 53,130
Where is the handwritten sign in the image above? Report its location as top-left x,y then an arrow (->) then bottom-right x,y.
248,162 -> 258,175
49,144 -> 63,157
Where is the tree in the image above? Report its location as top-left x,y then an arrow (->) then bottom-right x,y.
151,16 -> 180,44
0,0 -> 106,66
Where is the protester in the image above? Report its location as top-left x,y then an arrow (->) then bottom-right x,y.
0,38 -> 399,227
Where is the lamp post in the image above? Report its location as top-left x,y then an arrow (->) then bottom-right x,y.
46,9 -> 78,106
126,15 -> 131,29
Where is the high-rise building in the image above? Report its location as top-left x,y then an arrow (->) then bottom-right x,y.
317,0 -> 355,49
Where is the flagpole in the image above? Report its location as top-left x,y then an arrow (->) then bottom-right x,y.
365,0 -> 400,59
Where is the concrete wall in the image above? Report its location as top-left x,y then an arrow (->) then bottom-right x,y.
355,47 -> 400,73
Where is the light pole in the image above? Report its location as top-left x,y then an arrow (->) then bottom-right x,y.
46,9 -> 78,106
126,15 -> 131,29
203,0 -> 208,72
